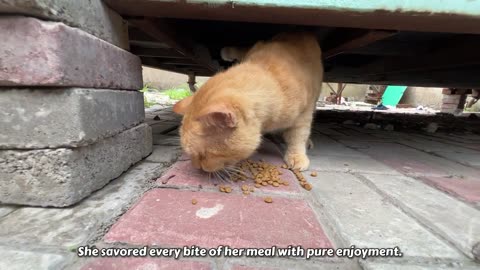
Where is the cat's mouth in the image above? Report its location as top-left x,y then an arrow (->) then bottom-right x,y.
202,164 -> 246,183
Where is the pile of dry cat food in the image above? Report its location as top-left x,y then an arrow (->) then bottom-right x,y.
216,159 -> 315,203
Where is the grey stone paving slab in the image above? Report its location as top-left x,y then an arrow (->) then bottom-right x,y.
396,137 -> 480,154
0,88 -> 145,149
0,205 -> 17,218
0,124 -> 152,207
362,174 -> 480,259
432,152 -> 480,168
341,141 -> 480,178
146,145 -> 182,164
0,161 -> 167,247
0,0 -> 129,49
308,172 -> 464,259
224,258 -> 357,270
310,132 -> 366,157
151,122 -> 179,134
309,153 -> 402,175
0,16 -> 141,89
0,246 -> 69,270
152,134 -> 181,146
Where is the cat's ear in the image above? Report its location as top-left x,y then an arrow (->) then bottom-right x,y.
173,96 -> 193,115
196,105 -> 237,129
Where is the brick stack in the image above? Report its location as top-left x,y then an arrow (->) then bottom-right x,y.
0,0 -> 152,207
441,88 -> 467,114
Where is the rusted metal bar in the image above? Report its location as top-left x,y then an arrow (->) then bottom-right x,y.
188,73 -> 197,92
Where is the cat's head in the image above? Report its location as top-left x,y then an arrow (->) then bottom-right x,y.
173,92 -> 261,172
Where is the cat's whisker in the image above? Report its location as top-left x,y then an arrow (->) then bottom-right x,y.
218,170 -> 232,183
225,166 -> 246,175
212,171 -> 221,184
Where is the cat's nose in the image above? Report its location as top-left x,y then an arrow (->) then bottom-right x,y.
201,165 -> 215,173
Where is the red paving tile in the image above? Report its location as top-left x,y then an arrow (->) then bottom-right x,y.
356,142 -> 479,177
420,176 -> 480,203
229,265 -> 279,270
157,160 -> 300,194
157,140 -> 301,194
105,189 -> 332,249
81,258 -> 212,270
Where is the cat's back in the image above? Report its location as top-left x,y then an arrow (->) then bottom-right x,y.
244,32 -> 323,106
246,32 -> 321,66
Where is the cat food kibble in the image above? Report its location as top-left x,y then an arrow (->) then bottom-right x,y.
215,160 -> 298,196
264,197 -> 273,203
310,171 -> 317,177
191,199 -> 198,205
303,183 -> 313,191
291,169 -> 313,191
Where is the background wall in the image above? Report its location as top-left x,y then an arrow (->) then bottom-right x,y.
143,67 -> 479,111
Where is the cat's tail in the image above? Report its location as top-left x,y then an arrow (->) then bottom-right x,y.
220,46 -> 249,62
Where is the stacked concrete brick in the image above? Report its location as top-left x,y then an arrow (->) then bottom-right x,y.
441,88 -> 467,114
0,1 -> 152,207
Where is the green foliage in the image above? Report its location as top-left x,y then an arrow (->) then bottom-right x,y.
163,87 -> 192,100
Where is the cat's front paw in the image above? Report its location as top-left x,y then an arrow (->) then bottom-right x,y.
285,152 -> 310,171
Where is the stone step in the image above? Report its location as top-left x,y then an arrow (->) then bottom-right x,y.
0,16 -> 141,90
0,88 -> 145,149
0,0 -> 128,49
0,123 -> 152,207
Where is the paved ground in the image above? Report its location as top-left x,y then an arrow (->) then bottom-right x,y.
0,106 -> 479,270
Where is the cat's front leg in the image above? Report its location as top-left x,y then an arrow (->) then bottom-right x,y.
283,122 -> 312,171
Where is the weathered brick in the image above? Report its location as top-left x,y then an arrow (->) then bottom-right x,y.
0,17 -> 141,89
105,189 -> 332,248
0,88 -> 145,149
441,94 -> 461,104
420,175 -> 480,204
0,162 -> 166,247
0,124 -> 152,207
158,160 -> 301,194
81,258 -> 213,270
350,142 -> 480,178
0,0 -> 129,49
0,247 -> 69,270
361,262 -> 480,270
309,172 -> 463,259
363,174 -> 480,259
157,140 -> 303,195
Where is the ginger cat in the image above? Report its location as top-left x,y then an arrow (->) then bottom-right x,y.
173,32 -> 323,172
